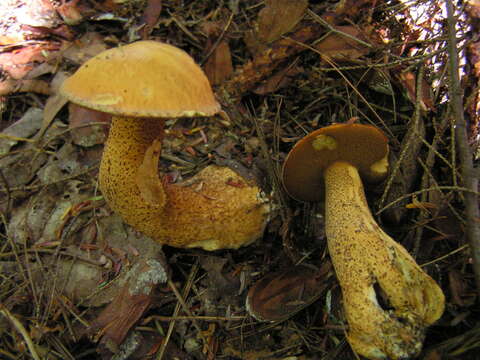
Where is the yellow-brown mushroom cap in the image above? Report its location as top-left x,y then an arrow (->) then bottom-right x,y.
282,123 -> 389,202
59,40 -> 221,117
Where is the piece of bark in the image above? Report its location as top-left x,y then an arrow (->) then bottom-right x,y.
90,257 -> 168,353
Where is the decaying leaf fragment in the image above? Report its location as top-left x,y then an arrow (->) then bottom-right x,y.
257,0 -> 309,44
135,138 -> 165,206
397,71 -> 435,111
315,25 -> 371,61
245,0 -> 308,54
204,40 -> 233,86
90,258 -> 168,353
203,22 -> 233,86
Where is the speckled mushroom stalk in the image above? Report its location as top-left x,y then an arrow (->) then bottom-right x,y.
282,124 -> 445,360
324,160 -> 444,359
100,116 -> 269,250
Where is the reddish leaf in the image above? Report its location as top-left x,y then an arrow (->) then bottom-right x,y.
246,263 -> 331,321
257,0 -> 308,44
204,40 -> 233,86
68,104 -> 110,147
397,71 -> 435,111
136,139 -> 165,206
253,64 -> 302,95
62,32 -> 108,65
139,0 -> 162,39
56,0 -> 84,26
0,43 -> 60,79
315,26 -> 370,61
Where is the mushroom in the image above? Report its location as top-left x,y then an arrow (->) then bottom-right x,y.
282,123 -> 445,359
60,40 -> 270,250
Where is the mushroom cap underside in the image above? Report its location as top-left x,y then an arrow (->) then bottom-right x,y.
60,40 -> 220,118
282,123 -> 389,202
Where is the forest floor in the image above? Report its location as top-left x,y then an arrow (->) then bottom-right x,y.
0,0 -> 479,359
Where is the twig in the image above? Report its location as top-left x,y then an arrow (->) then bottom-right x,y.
146,315 -> 245,322
376,185 -> 479,215
445,0 -> 480,292
0,304 -> 42,360
307,9 -> 373,49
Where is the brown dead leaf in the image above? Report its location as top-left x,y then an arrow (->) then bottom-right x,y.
199,255 -> 242,307
246,263 -> 332,321
68,104 -> 110,147
397,71 -> 435,111
315,26 -> 370,61
253,63 -> 302,95
335,0 -> 377,20
0,43 -> 60,79
136,139 -> 165,206
448,269 -> 467,306
62,32 -> 108,65
0,79 -> 50,96
139,0 -> 162,39
56,0 -> 84,26
37,93 -> 69,140
22,24 -> 75,40
202,21 -> 233,85
0,107 -> 43,155
204,40 -> 233,86
90,258 -> 167,350
257,0 -> 308,44
467,0 -> 480,19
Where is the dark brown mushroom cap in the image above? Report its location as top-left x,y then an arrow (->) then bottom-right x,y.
282,123 -> 389,202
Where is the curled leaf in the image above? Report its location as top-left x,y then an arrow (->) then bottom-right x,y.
136,139 -> 165,207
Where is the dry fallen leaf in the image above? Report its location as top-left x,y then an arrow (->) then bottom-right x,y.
0,43 -> 60,79
315,25 -> 371,61
245,0 -> 308,54
257,0 -> 308,44
335,0 -> 378,19
397,71 -> 435,111
90,257 -> 168,352
204,40 -> 233,86
253,63 -> 302,95
136,139 -> 165,206
0,79 -> 50,96
68,103 -> 109,147
246,263 -> 331,321
62,32 -> 108,65
139,0 -> 163,39
37,93 -> 69,140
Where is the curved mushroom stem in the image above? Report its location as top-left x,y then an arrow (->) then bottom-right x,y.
99,117 -> 270,250
324,161 -> 445,360
99,116 -> 166,215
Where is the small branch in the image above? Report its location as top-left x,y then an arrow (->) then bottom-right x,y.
445,0 -> 480,292
0,304 -> 41,360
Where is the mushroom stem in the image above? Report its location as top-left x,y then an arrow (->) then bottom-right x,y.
99,116 -> 166,219
323,161 -> 445,360
98,117 -> 270,250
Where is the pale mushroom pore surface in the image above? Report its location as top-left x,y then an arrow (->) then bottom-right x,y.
324,161 -> 445,359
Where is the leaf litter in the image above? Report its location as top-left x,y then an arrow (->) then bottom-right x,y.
0,0 -> 480,359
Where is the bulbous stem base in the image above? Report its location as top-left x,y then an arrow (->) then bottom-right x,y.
324,161 -> 445,360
